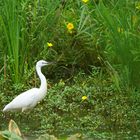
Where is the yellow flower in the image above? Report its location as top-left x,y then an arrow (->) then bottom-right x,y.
67,23 -> 74,31
82,0 -> 89,3
47,42 -> 53,47
82,96 -> 87,101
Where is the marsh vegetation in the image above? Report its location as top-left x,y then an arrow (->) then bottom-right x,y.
0,0 -> 140,139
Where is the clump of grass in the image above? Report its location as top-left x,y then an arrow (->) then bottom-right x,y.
0,0 -> 22,83
94,0 -> 140,88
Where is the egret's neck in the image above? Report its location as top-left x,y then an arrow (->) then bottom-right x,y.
36,66 -> 47,92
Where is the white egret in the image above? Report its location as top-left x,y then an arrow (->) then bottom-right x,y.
3,60 -> 53,112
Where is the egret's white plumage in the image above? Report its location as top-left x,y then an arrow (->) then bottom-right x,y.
3,60 -> 52,112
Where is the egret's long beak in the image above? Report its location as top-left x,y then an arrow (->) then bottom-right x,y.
47,62 -> 56,65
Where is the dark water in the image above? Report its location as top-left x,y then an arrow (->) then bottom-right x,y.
0,114 -> 140,140
23,136 -> 38,140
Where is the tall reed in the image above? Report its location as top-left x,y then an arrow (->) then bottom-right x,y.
0,0 -> 61,84
0,0 -> 23,83
94,0 -> 140,88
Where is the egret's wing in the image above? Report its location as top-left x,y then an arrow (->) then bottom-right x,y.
4,88 -> 39,111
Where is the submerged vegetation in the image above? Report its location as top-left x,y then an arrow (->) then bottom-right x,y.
0,0 -> 140,139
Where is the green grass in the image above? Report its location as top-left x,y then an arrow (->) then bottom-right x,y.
0,0 -> 139,87
94,0 -> 140,88
0,0 -> 21,83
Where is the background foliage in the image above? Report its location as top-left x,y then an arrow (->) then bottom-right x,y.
0,0 -> 140,139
